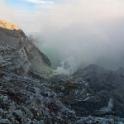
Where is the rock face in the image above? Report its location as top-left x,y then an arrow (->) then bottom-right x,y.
73,64 -> 124,117
0,20 -> 52,77
0,20 -> 76,124
0,20 -> 124,124
50,64 -> 124,118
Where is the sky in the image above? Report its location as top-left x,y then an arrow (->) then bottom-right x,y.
7,0 -> 55,10
1,0 -> 124,73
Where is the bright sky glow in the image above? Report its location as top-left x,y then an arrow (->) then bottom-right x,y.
6,0 -> 55,10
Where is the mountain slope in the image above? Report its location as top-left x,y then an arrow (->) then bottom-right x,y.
0,20 -> 76,124
0,20 -> 124,124
0,20 -> 52,78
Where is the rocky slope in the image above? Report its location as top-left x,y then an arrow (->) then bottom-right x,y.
50,65 -> 124,123
73,64 -> 124,117
0,20 -> 76,124
0,20 -> 52,78
0,20 -> 124,124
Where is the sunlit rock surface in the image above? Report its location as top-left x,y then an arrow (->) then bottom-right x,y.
0,20 -> 19,30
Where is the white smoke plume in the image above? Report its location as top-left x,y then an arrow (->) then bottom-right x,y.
1,0 -> 124,73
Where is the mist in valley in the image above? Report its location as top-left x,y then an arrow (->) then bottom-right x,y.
1,1 -> 124,122
1,0 -> 124,73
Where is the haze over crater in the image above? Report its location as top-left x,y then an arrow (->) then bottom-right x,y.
1,0 -> 124,72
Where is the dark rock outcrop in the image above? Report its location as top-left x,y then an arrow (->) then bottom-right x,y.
51,64 -> 124,118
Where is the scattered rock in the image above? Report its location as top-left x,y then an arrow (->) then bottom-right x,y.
0,20 -> 124,124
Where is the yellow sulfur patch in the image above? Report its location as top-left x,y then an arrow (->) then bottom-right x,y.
0,19 -> 19,30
